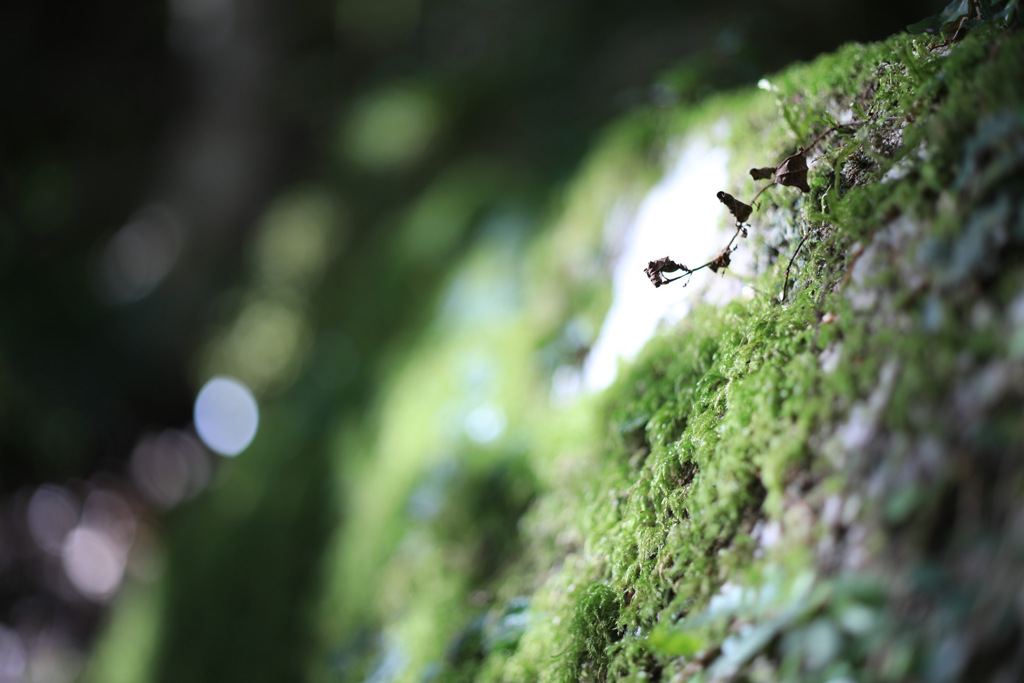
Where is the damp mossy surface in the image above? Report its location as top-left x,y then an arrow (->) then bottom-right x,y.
317,22 -> 1024,683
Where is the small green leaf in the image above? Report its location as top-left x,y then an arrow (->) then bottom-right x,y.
647,625 -> 707,657
708,615 -> 791,677
907,0 -> 970,33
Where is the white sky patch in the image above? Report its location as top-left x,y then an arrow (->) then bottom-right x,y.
582,137 -> 737,392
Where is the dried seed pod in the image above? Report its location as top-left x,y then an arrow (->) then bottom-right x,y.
645,257 -> 688,287
708,247 -> 732,273
775,149 -> 811,192
716,191 -> 753,225
749,166 -> 776,181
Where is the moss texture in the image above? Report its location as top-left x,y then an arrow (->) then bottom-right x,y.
318,21 -> 1024,683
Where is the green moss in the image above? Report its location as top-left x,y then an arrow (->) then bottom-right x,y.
307,20 -> 1024,683
560,583 -> 622,682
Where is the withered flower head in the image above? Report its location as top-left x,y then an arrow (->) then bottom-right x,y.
644,257 -> 688,288
749,166 -> 777,181
716,191 -> 753,225
708,247 -> 733,274
775,149 -> 811,192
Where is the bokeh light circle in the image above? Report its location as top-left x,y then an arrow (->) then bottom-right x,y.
61,526 -> 125,601
193,376 -> 259,456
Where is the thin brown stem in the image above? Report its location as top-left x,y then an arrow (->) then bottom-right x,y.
725,225 -> 745,251
749,181 -> 777,208
779,231 -> 811,302
804,125 -> 841,153
749,115 -> 905,208
661,271 -> 692,285
804,116 -> 904,152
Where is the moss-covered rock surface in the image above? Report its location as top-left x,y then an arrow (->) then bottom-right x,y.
321,22 -> 1024,683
